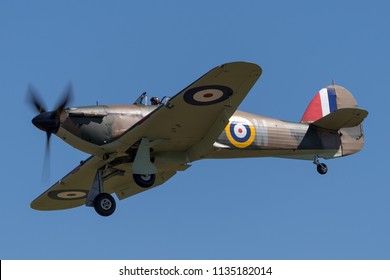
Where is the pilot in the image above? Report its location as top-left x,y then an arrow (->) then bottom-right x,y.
151,97 -> 160,105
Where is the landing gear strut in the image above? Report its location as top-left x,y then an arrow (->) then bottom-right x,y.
313,156 -> 328,175
86,168 -> 116,216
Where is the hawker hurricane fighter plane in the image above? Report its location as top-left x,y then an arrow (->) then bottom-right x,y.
28,62 -> 368,216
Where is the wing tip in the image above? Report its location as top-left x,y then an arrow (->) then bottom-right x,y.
219,61 -> 262,73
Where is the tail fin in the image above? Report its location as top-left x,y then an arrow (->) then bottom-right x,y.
301,85 -> 359,123
301,85 -> 368,156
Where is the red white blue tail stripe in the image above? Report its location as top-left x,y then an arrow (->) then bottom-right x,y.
301,87 -> 337,123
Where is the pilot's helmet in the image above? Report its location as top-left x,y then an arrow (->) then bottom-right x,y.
151,97 -> 160,105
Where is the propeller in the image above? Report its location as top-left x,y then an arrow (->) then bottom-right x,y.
27,84 -> 73,181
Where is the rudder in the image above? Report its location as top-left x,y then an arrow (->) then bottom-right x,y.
301,85 -> 358,123
301,85 -> 368,157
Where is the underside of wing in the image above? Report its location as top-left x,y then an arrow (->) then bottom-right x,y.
31,155 -> 182,211
31,156 -> 100,210
103,62 -> 262,160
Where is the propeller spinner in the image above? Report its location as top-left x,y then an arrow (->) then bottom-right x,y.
28,84 -> 73,133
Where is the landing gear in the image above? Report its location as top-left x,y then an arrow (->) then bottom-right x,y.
131,137 -> 160,188
316,163 -> 328,175
313,155 -> 328,175
93,193 -> 116,216
133,173 -> 156,188
86,168 -> 117,217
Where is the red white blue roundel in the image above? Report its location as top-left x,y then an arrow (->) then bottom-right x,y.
48,190 -> 88,200
183,85 -> 232,106
225,116 -> 256,148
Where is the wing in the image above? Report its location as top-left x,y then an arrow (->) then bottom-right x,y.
31,62 -> 261,211
31,155 -> 179,210
103,61 -> 262,160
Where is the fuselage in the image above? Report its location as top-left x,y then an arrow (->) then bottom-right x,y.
52,104 -> 361,162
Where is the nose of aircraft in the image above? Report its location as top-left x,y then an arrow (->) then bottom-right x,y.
32,111 -> 60,134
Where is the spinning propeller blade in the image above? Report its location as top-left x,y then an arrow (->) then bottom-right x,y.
27,85 -> 47,114
27,83 -> 74,181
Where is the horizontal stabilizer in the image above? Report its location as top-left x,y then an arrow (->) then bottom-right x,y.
312,108 -> 368,130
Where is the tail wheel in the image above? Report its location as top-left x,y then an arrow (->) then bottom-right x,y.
93,193 -> 116,217
133,174 -> 156,188
317,163 -> 328,175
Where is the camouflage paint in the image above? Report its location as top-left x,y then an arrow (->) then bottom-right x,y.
54,84 -> 365,162
30,61 -> 368,214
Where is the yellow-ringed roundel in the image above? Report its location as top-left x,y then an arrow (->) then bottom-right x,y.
48,190 -> 88,200
225,117 -> 256,148
183,85 -> 233,106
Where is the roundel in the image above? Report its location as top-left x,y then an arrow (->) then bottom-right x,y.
225,117 -> 256,148
48,190 -> 88,201
183,85 -> 232,106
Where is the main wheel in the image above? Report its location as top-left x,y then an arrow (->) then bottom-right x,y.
316,163 -> 328,175
93,193 -> 116,217
133,174 -> 156,188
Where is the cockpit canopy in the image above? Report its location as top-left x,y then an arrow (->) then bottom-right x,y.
133,92 -> 170,106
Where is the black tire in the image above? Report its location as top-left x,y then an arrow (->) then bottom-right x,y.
317,163 -> 328,175
133,174 -> 156,188
93,193 -> 116,217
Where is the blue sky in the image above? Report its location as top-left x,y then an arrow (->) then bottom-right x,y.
1,0 -> 388,259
